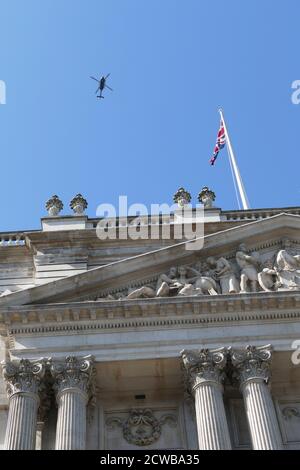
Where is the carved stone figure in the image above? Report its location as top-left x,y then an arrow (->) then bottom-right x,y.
159,264 -> 219,297
126,264 -> 219,299
257,256 -> 279,292
258,241 -> 300,292
187,265 -> 220,295
207,256 -> 239,294
275,240 -> 300,290
121,241 -> 300,300
127,266 -> 195,299
156,266 -> 188,297
236,244 -> 260,293
126,285 -> 156,299
127,267 -> 179,299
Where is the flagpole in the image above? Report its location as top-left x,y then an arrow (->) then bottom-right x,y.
218,108 -> 250,210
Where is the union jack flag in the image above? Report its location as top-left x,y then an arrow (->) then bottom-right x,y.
209,120 -> 226,166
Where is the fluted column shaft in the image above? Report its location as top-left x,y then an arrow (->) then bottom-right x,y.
231,345 -> 283,450
51,355 -> 94,451
5,392 -> 39,449
55,388 -> 88,450
1,359 -> 45,450
241,379 -> 283,450
194,380 -> 231,449
181,348 -> 231,450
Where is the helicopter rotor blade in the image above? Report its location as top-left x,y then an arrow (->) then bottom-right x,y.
105,73 -> 110,79
105,85 -> 113,91
95,86 -> 101,94
90,76 -> 99,82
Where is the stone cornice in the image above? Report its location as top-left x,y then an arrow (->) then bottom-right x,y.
2,291 -> 300,335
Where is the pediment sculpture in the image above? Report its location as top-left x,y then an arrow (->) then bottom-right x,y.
100,240 -> 300,300
126,265 -> 220,300
258,240 -> 300,292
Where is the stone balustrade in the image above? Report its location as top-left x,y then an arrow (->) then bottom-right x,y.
0,233 -> 25,246
223,207 -> 300,221
87,207 -> 300,228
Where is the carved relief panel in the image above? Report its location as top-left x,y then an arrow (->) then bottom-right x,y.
104,407 -> 185,450
276,400 -> 300,448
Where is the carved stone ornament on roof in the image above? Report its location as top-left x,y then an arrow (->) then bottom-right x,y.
197,186 -> 216,208
173,187 -> 192,208
45,195 -> 63,217
70,193 -> 88,215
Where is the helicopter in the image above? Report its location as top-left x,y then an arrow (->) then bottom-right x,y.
90,74 -> 113,99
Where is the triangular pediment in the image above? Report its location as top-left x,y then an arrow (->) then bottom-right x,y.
1,213 -> 300,307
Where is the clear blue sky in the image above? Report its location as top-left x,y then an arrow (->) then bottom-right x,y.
0,0 -> 299,231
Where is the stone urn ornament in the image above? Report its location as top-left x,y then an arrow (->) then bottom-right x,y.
45,195 -> 63,217
173,187 -> 192,208
198,187 -> 216,208
70,194 -> 88,215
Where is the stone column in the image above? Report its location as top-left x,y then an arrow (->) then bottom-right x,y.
2,359 -> 46,450
51,355 -> 95,450
230,345 -> 283,450
181,348 -> 231,450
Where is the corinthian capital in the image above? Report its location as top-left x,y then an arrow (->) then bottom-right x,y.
50,355 -> 95,401
1,359 -> 46,399
230,344 -> 272,386
181,347 -> 228,391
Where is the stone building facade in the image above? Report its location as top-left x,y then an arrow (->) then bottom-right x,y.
1,201 -> 300,450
